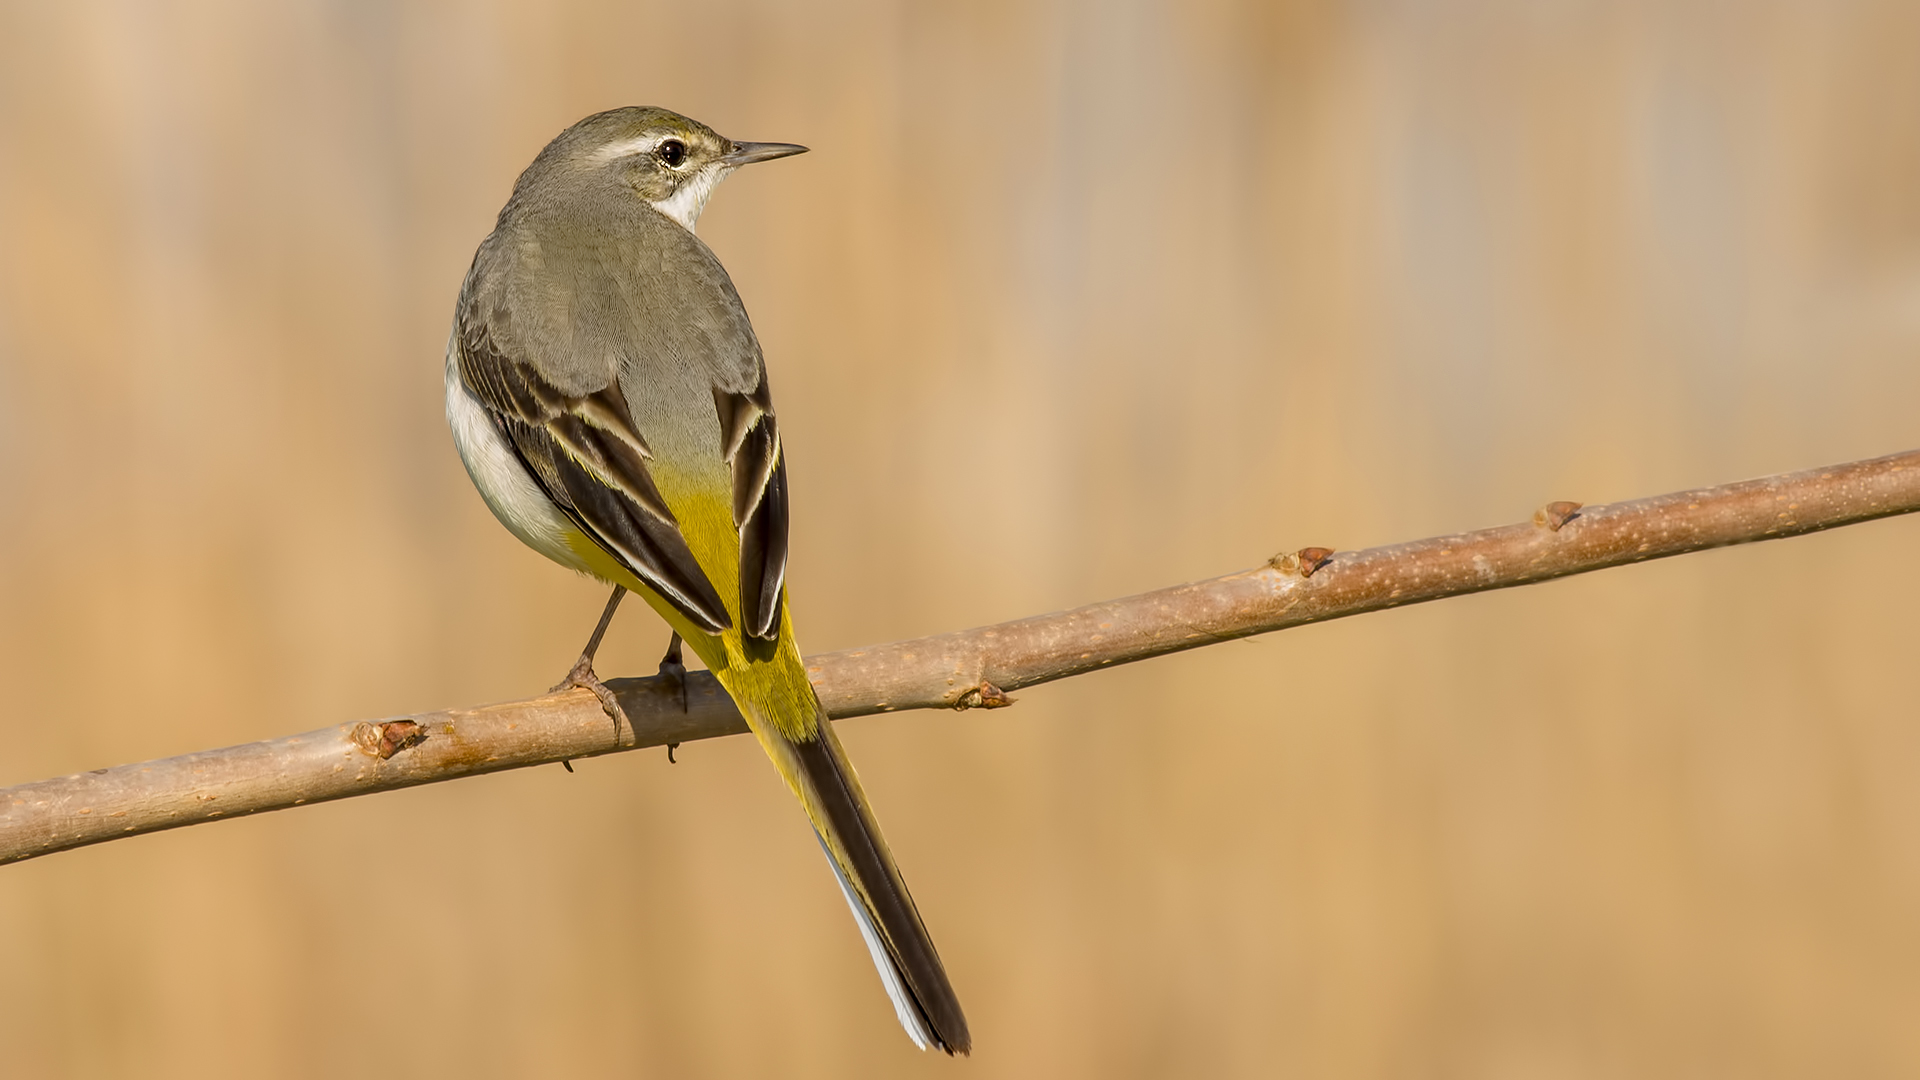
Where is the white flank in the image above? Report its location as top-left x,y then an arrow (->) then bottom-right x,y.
443,338 -> 589,574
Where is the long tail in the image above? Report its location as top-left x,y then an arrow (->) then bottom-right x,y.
715,638 -> 971,1055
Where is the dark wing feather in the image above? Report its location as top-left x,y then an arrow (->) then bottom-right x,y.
459,324 -> 732,633
715,383 -> 788,640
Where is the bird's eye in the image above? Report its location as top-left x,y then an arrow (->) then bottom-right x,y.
657,139 -> 687,167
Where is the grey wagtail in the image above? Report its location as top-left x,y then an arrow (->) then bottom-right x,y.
444,106 -> 969,1053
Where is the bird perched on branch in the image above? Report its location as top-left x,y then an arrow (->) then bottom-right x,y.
443,106 -> 969,1054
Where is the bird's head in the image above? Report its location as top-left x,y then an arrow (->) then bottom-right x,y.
525,106 -> 806,233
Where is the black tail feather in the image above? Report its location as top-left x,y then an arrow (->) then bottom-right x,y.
790,722 -> 971,1054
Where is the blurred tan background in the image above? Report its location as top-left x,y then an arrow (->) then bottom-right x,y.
2,1 -> 1918,1076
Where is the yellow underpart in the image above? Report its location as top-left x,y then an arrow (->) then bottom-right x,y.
562,527 -> 649,592
563,465 -> 823,747
560,461 -> 935,1043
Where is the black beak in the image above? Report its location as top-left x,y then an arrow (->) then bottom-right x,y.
722,141 -> 809,167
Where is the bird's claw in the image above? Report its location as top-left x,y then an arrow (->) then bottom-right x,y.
552,656 -> 628,738
658,633 -> 691,714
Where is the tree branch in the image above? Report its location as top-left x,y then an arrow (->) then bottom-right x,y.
5,449 -> 1917,866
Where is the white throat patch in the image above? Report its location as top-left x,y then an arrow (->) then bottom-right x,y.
649,164 -> 731,233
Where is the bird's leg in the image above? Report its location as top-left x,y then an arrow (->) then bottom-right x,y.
552,585 -> 629,736
657,632 -> 691,715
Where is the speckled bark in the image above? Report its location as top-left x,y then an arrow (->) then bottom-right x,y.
4,449 -> 1916,866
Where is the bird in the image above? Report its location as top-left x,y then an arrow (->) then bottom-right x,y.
442,106 -> 969,1054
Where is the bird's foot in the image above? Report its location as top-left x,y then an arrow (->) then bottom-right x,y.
658,632 -> 691,715
552,654 -> 628,738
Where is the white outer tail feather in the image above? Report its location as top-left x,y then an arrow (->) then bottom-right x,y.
815,834 -> 937,1051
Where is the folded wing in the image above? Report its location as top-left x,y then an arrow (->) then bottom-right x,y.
456,322 -> 733,633
714,384 -> 788,641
